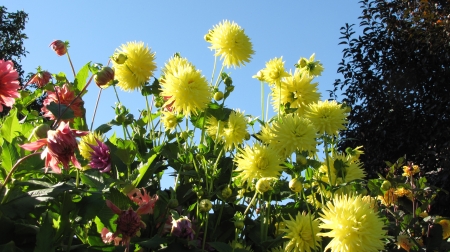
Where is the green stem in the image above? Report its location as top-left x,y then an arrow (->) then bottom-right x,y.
243,191 -> 258,216
90,88 -> 102,131
145,95 -> 156,147
213,64 -> 225,89
202,213 -> 209,251
66,51 -> 76,78
261,81 -> 265,122
212,200 -> 225,239
211,54 -> 217,85
323,135 -> 334,193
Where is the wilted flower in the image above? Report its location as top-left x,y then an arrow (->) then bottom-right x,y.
128,188 -> 158,215
106,200 -> 146,251
378,188 -> 398,207
112,41 -> 157,91
160,61 -> 211,116
20,121 -> 88,173
260,57 -> 290,85
206,20 -> 255,68
394,187 -> 413,200
88,138 -> 111,173
396,234 -> 413,252
282,212 -> 321,252
49,40 -> 68,56
234,143 -> 283,187
402,164 -> 420,177
305,100 -> 348,136
41,83 -> 85,121
171,216 -> 195,241
439,219 -> 450,239
318,195 -> 387,252
296,53 -> 324,76
101,227 -> 122,246
26,67 -> 52,88
0,59 -> 20,112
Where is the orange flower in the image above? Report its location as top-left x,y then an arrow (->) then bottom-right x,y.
41,83 -> 85,121
0,59 -> 20,112
402,165 -> 420,177
20,122 -> 88,173
26,68 -> 52,88
49,40 -> 68,56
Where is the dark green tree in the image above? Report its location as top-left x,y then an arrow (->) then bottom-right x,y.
0,6 -> 28,117
332,0 -> 450,214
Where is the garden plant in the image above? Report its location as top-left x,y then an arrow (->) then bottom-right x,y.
0,20 -> 449,251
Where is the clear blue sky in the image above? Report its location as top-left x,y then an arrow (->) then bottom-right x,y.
4,1 -> 362,131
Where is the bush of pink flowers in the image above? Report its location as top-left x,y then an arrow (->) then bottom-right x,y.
0,22 -> 449,252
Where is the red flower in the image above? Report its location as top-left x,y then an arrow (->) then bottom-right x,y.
26,68 -> 52,88
106,200 -> 146,251
49,40 -> 68,56
41,83 -> 85,121
100,227 -> 122,246
128,188 -> 159,215
20,122 -> 88,173
0,59 -> 20,112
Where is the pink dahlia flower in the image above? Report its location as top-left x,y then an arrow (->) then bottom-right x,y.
128,188 -> 159,215
0,59 -> 20,112
26,69 -> 52,88
20,122 -> 88,173
41,83 -> 85,121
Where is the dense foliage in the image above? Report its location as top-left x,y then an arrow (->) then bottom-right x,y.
332,0 -> 450,215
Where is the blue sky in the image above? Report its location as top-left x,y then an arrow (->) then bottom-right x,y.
4,1 -> 362,131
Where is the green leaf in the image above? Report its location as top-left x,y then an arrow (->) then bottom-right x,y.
109,187 -> 133,211
74,62 -> 91,94
35,211 -> 56,252
133,153 -> 157,187
80,170 -> 106,192
77,194 -> 105,225
208,242 -> 233,252
46,102 -> 75,120
72,114 -> 88,131
0,108 -> 20,143
95,124 -> 112,135
1,140 -> 19,174
138,236 -> 167,250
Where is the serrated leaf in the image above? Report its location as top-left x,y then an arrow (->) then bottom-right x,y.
74,62 -> 91,94
1,140 -> 19,173
0,108 -> 20,143
46,102 -> 75,120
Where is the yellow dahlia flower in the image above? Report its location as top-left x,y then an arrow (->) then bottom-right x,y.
297,53 -> 324,76
222,110 -> 248,150
306,193 -> 322,208
160,64 -> 211,116
112,41 -> 157,91
305,100 -> 348,136
271,70 -> 321,115
260,57 -> 290,85
161,111 -> 179,132
282,212 -> 321,252
234,143 -> 283,186
318,152 -> 366,186
79,132 -> 106,159
258,114 -> 318,158
318,195 -> 387,252
206,20 -> 254,68
361,195 -> 379,212
270,245 -> 286,252
206,116 -> 226,140
161,55 -> 193,77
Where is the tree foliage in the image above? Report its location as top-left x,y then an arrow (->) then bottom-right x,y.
332,0 -> 450,214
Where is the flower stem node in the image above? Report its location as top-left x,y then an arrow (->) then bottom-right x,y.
289,178 -> 303,193
199,199 -> 212,212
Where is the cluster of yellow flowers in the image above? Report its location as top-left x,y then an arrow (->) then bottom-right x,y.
104,19 -> 449,252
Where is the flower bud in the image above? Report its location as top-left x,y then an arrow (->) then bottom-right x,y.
49,40 -> 68,56
225,85 -> 234,92
244,132 -> 251,141
296,154 -> 307,165
168,199 -> 179,208
214,91 -> 224,101
256,178 -> 272,193
112,53 -> 127,64
289,178 -> 303,193
252,70 -> 265,81
221,187 -> 232,199
199,199 -> 212,212
95,66 -> 115,88
32,124 -> 51,139
234,220 -> 244,230
381,180 -> 391,191
224,77 -> 233,86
